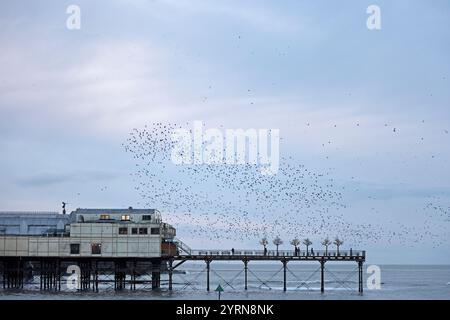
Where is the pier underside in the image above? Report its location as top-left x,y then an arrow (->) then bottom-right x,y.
0,257 -> 164,291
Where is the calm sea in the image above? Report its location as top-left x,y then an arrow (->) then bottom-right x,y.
1,263 -> 449,300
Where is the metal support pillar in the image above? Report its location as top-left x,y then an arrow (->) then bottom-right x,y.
320,260 -> 325,293
39,260 -> 42,290
113,261 -> 116,291
243,259 -> 248,290
152,260 -> 161,290
282,260 -> 287,292
358,260 -> 364,294
2,261 -> 5,289
94,261 -> 99,292
131,260 -> 136,291
80,260 -> 91,291
57,259 -> 61,291
206,258 -> 211,292
40,259 -> 56,291
115,260 -> 125,291
92,260 -> 98,292
168,259 -> 173,291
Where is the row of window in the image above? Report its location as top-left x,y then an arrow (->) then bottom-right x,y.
69,233 -> 159,255
118,227 -> 160,235
99,214 -> 152,221
71,242 -> 146,255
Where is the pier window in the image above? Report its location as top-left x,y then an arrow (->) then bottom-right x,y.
91,243 -> 102,254
121,215 -> 130,221
138,227 -> 148,235
142,215 -> 151,221
100,214 -> 110,220
131,228 -> 138,234
70,243 -> 80,254
119,227 -> 128,235
151,228 -> 160,235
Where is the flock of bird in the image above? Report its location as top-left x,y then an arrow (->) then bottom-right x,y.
122,121 -> 449,248
424,200 -> 450,223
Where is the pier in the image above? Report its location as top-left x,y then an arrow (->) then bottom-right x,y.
0,209 -> 366,294
0,248 -> 365,293
171,249 -> 366,293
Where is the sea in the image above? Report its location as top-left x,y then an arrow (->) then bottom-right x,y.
0,263 -> 449,300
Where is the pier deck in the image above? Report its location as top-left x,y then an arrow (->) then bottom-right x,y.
175,249 -> 365,261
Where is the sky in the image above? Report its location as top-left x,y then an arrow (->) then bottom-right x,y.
0,0 -> 449,264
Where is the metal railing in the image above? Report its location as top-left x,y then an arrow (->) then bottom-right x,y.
174,238 -> 192,255
184,249 -> 365,257
0,211 -> 60,215
0,232 -> 70,237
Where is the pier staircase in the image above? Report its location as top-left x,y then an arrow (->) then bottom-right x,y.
174,238 -> 192,255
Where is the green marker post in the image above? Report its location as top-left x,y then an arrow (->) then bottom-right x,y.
215,284 -> 224,300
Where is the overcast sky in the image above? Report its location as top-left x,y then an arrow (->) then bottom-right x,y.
0,0 -> 449,263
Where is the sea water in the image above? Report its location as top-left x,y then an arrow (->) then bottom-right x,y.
0,263 -> 449,300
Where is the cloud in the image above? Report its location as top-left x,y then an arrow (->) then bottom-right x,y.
123,0 -> 304,34
0,39 -> 171,129
15,170 -> 117,188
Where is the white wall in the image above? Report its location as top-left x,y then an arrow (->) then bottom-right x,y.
0,222 -> 163,258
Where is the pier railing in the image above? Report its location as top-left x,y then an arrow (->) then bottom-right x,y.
174,237 -> 192,255
183,249 -> 365,258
